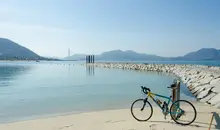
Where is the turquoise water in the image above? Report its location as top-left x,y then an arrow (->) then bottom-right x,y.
0,61 -> 197,123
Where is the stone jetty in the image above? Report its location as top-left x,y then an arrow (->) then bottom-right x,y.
84,62 -> 220,108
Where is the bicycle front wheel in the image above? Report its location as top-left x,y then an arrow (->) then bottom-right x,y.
170,100 -> 197,125
130,99 -> 153,122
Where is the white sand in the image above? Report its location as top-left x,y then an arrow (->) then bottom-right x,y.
0,103 -> 219,130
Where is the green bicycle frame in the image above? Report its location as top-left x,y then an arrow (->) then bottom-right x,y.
146,91 -> 181,115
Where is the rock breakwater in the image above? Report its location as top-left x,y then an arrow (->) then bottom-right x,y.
84,62 -> 220,108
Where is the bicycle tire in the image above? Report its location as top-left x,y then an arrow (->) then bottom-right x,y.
170,100 -> 197,125
130,99 -> 153,122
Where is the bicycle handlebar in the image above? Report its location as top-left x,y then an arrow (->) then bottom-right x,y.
141,86 -> 151,94
167,83 -> 177,89
141,84 -> 176,95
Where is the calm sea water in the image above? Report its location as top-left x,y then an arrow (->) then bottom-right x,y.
0,60 -> 219,123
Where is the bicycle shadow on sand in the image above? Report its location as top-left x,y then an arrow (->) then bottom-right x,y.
149,112 -> 220,130
149,120 -> 207,129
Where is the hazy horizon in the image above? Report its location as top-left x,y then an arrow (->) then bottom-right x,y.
0,0 -> 219,58
64,48 -> 220,59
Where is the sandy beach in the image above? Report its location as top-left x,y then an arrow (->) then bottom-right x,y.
0,102 -> 219,130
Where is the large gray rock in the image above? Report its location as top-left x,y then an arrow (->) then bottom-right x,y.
208,93 -> 220,105
210,78 -> 220,85
213,75 -> 220,79
197,76 -> 213,85
197,73 -> 205,78
190,82 -> 206,90
200,92 -> 216,103
212,83 -> 220,93
214,102 -> 220,108
197,87 -> 214,99
193,84 -> 211,96
191,85 -> 204,94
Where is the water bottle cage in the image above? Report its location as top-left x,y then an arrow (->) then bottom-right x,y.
162,102 -> 168,114
156,99 -> 162,106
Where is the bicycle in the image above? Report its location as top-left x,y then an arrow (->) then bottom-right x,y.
130,86 -> 197,125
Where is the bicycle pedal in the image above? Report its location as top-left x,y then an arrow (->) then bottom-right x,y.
164,116 -> 167,120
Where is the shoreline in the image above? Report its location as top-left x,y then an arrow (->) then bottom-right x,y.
83,62 -> 220,108
0,103 -> 219,130
0,105 -> 132,124
1,98 -> 197,125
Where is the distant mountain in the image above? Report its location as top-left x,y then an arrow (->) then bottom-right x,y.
0,38 -> 60,61
182,48 -> 220,60
0,38 -> 41,60
64,50 -> 166,61
64,50 -> 165,61
95,50 -> 166,61
2,37 -> 219,61
64,54 -> 87,60
65,48 -> 220,61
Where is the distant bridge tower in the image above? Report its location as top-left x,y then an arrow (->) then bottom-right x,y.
68,48 -> 70,61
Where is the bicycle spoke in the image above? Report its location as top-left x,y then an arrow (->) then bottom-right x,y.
170,100 -> 197,125
131,99 -> 153,122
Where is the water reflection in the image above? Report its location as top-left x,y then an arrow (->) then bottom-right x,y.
102,68 -> 194,98
0,65 -> 31,87
86,66 -> 95,76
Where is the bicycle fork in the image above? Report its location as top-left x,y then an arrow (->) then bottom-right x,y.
141,98 -> 148,111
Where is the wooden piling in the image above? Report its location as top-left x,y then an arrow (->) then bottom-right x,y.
176,81 -> 180,101
92,55 -> 95,63
171,80 -> 180,102
171,80 -> 181,119
176,81 -> 180,110
93,55 -> 95,63
85,55 -> 95,63
91,55 -> 93,63
172,89 -> 176,102
88,56 -> 89,63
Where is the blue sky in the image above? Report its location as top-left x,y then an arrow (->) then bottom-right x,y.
0,0 -> 219,57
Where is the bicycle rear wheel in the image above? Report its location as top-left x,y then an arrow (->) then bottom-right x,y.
130,99 -> 153,122
170,100 -> 197,125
